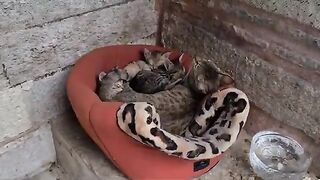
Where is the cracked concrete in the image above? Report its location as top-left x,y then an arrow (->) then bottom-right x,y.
0,64 -> 10,88
25,0 -> 136,29
0,0 -> 157,86
0,0 -> 128,33
0,1 -> 158,178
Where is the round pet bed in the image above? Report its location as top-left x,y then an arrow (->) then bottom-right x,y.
66,45 -> 223,179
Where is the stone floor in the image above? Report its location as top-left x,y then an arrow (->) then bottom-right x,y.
31,129 -> 318,180
197,131 -> 256,180
30,165 -> 64,180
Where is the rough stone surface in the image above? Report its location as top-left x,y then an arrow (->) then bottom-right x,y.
169,0 -> 320,75
0,0 -> 157,86
29,164 -> 66,180
240,0 -> 320,29
286,27 -> 320,50
0,124 -> 56,180
162,15 -> 320,141
51,113 -> 126,180
269,43 -> 320,72
0,0 -> 126,33
0,86 -> 33,143
0,0 -> 157,179
129,33 -> 156,45
0,69 -> 70,143
217,0 -> 320,50
0,67 -> 10,90
197,131 -> 256,180
232,25 -> 320,73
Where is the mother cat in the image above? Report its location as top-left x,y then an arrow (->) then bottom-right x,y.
98,56 -> 249,160
98,57 -> 235,135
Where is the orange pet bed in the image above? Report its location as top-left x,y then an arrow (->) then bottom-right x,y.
66,45 -> 222,179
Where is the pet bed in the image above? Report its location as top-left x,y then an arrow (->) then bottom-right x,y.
66,45 -> 222,179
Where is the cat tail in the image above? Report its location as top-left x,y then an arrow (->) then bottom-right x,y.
116,88 -> 250,160
116,102 -> 222,160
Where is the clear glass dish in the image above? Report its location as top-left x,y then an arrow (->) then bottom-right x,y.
249,131 -> 312,180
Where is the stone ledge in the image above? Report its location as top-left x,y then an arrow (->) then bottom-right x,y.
51,112 -> 126,180
0,0 -> 127,33
0,66 -> 9,90
1,0 -> 157,86
0,69 -> 70,142
162,15 -> 320,140
0,123 -> 56,180
238,0 -> 320,29
167,0 -> 320,85
170,0 -> 320,51
52,111 -> 319,179
51,111 -> 254,179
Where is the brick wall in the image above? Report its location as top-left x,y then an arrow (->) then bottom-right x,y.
0,0 -> 157,179
160,0 -> 320,175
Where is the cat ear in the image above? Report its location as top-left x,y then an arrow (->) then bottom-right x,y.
111,66 -> 119,71
144,48 -> 151,59
206,60 -> 221,72
192,57 -> 200,70
219,74 -> 234,89
162,51 -> 172,59
119,69 -> 130,81
178,53 -> 184,63
98,72 -> 107,81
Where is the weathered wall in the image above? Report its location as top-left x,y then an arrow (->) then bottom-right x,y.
161,0 -> 320,174
240,0 -> 320,29
0,0 -> 157,179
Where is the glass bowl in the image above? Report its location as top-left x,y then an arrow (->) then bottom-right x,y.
249,131 -> 312,180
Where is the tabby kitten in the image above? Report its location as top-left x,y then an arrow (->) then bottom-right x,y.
130,51 -> 186,94
188,58 -> 234,94
97,67 -> 128,101
143,48 -> 173,70
98,58 -> 233,135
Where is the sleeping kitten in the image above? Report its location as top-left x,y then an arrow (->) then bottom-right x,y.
97,67 -> 128,101
188,58 -> 234,94
98,58 -> 233,135
143,48 -> 173,70
130,53 -> 186,94
123,60 -> 151,80
129,70 -> 171,94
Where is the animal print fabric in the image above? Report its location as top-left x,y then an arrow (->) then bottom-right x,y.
117,88 -> 250,160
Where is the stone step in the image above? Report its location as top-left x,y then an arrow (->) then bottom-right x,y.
28,163 -> 65,180
50,112 -> 318,180
50,112 -> 255,180
51,113 -> 125,180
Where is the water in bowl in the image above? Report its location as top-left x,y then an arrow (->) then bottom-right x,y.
249,131 -> 312,180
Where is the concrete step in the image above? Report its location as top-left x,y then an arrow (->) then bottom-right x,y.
51,113 -> 125,180
28,163 -> 65,180
49,112 -> 255,180
50,112 -> 318,180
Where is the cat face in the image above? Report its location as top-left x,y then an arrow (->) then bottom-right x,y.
189,59 -> 232,94
98,68 -> 128,99
99,68 -> 128,82
111,80 -> 125,94
143,48 -> 171,69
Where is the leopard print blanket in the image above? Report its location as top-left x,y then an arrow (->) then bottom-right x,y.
116,87 -> 249,160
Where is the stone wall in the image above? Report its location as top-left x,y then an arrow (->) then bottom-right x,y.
160,0 -> 320,175
0,0 -> 157,179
